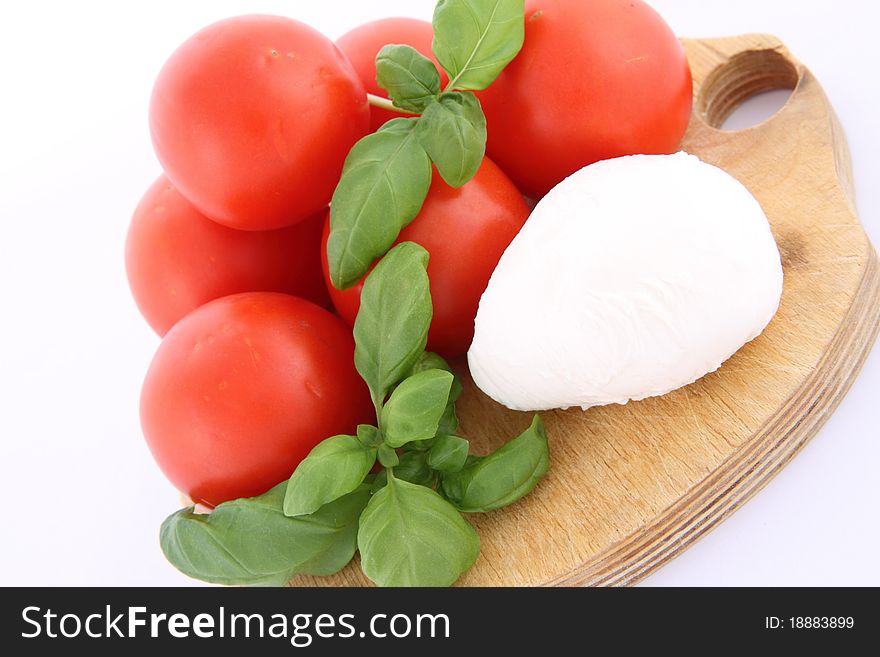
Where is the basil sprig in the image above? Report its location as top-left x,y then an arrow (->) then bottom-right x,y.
282,243 -> 549,586
327,0 -> 525,288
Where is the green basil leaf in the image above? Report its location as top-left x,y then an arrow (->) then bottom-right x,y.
409,351 -> 462,436
376,44 -> 442,113
283,435 -> 377,517
353,242 -> 432,406
402,437 -> 436,453
358,474 -> 480,586
436,402 -> 459,436
418,92 -> 486,188
427,434 -> 470,473
327,119 -> 432,289
438,455 -> 479,502
441,415 -> 549,512
356,424 -> 382,448
394,451 -> 437,488
377,444 -> 400,468
370,452 -> 436,492
160,483 -> 370,586
381,369 -> 454,448
408,351 -> 451,376
408,351 -> 463,402
370,469 -> 388,493
432,0 -> 525,91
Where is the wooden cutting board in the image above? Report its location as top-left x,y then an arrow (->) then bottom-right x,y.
296,34 -> 880,587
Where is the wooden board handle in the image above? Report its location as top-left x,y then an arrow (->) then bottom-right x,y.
681,34 -> 856,209
685,34 -> 801,128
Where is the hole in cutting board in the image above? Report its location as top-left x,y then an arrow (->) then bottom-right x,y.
698,49 -> 799,130
720,89 -> 793,131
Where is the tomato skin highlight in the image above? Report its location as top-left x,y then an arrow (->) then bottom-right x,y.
479,0 -> 693,198
322,157 -> 530,358
150,15 -> 370,230
336,17 -> 447,132
125,176 -> 329,337
140,292 -> 374,507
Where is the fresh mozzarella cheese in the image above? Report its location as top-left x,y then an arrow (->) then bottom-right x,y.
467,152 -> 783,412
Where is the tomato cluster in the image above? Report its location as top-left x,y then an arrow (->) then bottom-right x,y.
128,3 -> 692,507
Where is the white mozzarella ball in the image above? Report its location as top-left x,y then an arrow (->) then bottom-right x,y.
467,152 -> 783,411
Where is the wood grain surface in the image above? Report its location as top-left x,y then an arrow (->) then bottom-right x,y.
295,34 -> 880,587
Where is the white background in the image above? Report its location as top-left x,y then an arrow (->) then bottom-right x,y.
0,0 -> 877,586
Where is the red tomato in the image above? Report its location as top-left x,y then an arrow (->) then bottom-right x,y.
336,18 -> 448,132
322,158 -> 529,358
479,0 -> 693,198
150,15 -> 369,230
141,293 -> 374,507
125,176 -> 329,337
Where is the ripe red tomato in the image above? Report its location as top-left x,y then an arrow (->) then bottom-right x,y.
336,18 -> 448,132
140,293 -> 374,507
150,15 -> 369,230
479,0 -> 693,198
125,176 -> 329,337
322,158 -> 529,358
